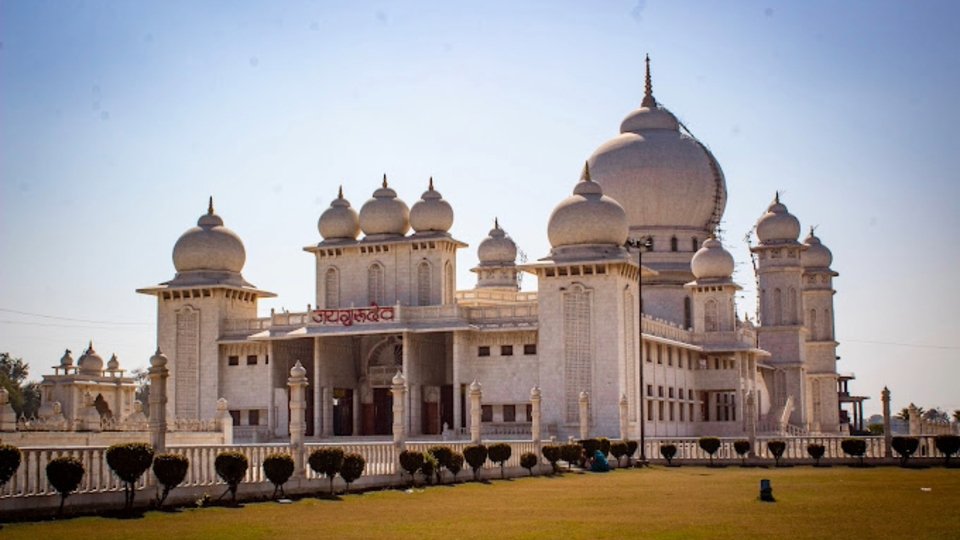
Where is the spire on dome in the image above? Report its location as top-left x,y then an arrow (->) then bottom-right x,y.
642,53 -> 657,108
337,185 -> 344,199
428,177 -> 434,190
208,196 -> 214,215
581,161 -> 592,182
382,174 -> 388,188
494,217 -> 500,230
774,191 -> 780,204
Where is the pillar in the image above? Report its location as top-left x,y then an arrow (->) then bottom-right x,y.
148,348 -> 169,452
452,332 -> 465,433
288,361 -> 308,476
579,391 -> 590,440
908,403 -> 920,436
322,386 -> 333,437
881,387 -> 892,459
469,380 -> 482,444
216,398 -> 233,444
618,394 -> 629,441
746,391 -> 757,457
267,341 -> 276,434
352,389 -> 361,436
531,386 -> 542,444
0,388 -> 16,432
313,337 -> 322,438
392,371 -> 406,448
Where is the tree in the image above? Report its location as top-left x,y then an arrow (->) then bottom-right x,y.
463,444 -> 488,481
340,453 -> 366,493
105,443 -> 155,511
447,452 -> 464,482
898,406 -> 924,422
698,437 -> 721,466
923,408 -> 949,424
0,444 -> 21,488
841,439 -> 867,466
542,445 -> 561,474
733,440 -> 751,466
0,352 -> 40,419
214,451 -> 248,504
308,447 -> 344,495
891,436 -> 919,467
420,453 -> 438,485
934,435 -> 960,466
660,444 -> 677,466
487,443 -> 512,479
152,453 -> 189,508
262,453 -> 295,499
807,443 -> 826,466
130,367 -> 150,417
560,443 -> 582,471
520,452 -> 538,476
427,446 -> 453,484
609,441 -> 628,467
953,410 -> 960,424
46,456 -> 84,516
625,440 -> 638,467
767,441 -> 787,467
398,450 -> 424,486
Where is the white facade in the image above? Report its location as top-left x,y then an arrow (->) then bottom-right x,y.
136,60 -> 850,441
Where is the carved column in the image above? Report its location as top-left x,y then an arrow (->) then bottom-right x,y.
579,391 -> 590,440
392,371 -> 406,448
0,388 -> 16,432
619,394 -> 629,441
288,361 -> 309,476
216,397 -> 233,444
882,387 -> 892,458
530,386 -> 542,444
469,380 -> 482,444
746,391 -> 757,457
148,348 -> 169,452
908,403 -> 921,436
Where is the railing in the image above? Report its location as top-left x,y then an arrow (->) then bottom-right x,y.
642,435 -> 950,462
456,290 -> 538,304
222,317 -> 272,333
641,316 -> 691,342
464,304 -> 538,324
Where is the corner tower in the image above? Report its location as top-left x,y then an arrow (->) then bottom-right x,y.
801,228 -> 840,432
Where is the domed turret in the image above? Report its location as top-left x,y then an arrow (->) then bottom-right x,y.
477,219 -> 517,265
150,348 -> 168,368
588,55 -> 726,233
359,175 -> 410,237
59,349 -> 74,368
802,227 -> 833,268
318,186 -> 360,241
691,237 -> 735,280
172,197 -> 246,273
547,163 -> 628,249
106,353 -> 120,372
77,342 -> 103,375
756,193 -> 801,244
410,177 -> 454,233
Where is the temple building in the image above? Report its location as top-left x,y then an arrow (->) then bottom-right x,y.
134,59 -> 854,442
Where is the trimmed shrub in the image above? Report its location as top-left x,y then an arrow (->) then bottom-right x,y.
935,434 -> 960,466
520,452 -> 538,476
0,444 -> 22,488
542,445 -> 562,474
698,437 -> 721,466
841,438 -> 867,466
152,453 -> 189,507
598,438 -> 611,458
733,440 -> 751,466
659,444 -> 677,466
579,439 -> 601,459
309,447 -> 344,495
625,440 -> 639,465
891,436 -> 920,466
106,442 -> 155,510
488,443 -> 512,479
807,443 -> 826,466
427,446 -> 453,484
560,443 -> 582,470
420,453 -> 438,485
47,456 -> 84,516
262,453 -> 295,499
463,444 -> 488,481
767,440 -> 787,467
214,451 -> 248,503
340,453 -> 365,493
398,450 -> 425,486
610,441 -> 628,467
448,452 -> 464,481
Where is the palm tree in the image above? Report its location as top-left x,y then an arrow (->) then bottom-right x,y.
953,410 -> 960,424
898,406 -> 924,421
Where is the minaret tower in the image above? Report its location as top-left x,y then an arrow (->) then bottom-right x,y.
751,194 -> 807,428
472,219 -> 519,290
801,228 -> 840,432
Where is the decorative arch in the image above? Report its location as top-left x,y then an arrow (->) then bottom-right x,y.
324,266 -> 340,308
368,262 -> 385,306
773,288 -> 783,326
417,260 -> 432,306
704,299 -> 719,332
363,335 -> 403,387
443,261 -> 454,304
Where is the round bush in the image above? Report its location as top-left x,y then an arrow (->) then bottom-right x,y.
579,438 -> 601,458
0,444 -> 22,487
309,447 -> 345,494
891,436 -> 920,465
625,440 -> 639,459
47,456 -> 84,514
214,451 -> 249,502
340,453 -> 366,491
427,445 -> 453,483
420,453 -> 438,484
263,453 -> 295,497
488,443 -> 512,478
542,445 -> 562,472
398,450 -> 425,480
733,440 -> 751,459
659,444 -> 677,465
520,452 -> 538,475
767,440 -> 787,466
698,437 -> 721,465
106,442 -> 155,509
598,438 -> 611,457
447,452 -> 464,479
560,443 -> 582,469
841,438 -> 867,466
463,444 -> 488,480
935,434 -> 960,465
610,441 -> 628,466
807,443 -> 826,465
153,453 -> 189,506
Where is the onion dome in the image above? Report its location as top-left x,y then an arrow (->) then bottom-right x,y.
318,186 -> 360,240
359,175 -> 410,237
77,341 -> 104,375
290,360 -> 307,379
172,197 -> 246,273
392,370 -> 406,386
802,227 -> 833,268
150,347 -> 168,368
547,163 -> 628,248
691,237 -> 735,280
477,218 -> 517,265
410,177 -> 454,233
106,354 -> 120,371
587,55 -> 726,233
756,193 -> 801,244
59,349 -> 74,368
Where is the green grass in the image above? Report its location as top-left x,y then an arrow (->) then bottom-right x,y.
4,466 -> 958,539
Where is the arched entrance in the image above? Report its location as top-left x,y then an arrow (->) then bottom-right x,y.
361,336 -> 402,435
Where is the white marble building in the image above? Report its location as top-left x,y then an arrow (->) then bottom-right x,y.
136,59 -> 850,441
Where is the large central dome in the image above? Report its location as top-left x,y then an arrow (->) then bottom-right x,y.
587,56 -> 726,233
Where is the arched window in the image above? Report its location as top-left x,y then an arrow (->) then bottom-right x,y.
324,267 -> 340,309
683,297 -> 692,329
670,236 -> 678,252
788,287 -> 798,324
417,261 -> 432,306
368,263 -> 385,306
809,309 -> 817,340
812,379 -> 822,423
562,284 -> 592,422
704,299 -> 719,332
824,309 -> 832,340
692,237 -> 699,252
773,288 -> 783,325
443,261 -> 454,304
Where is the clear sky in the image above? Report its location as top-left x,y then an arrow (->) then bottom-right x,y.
1,0 -> 958,418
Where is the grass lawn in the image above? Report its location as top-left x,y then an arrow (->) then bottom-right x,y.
3,466 -> 958,539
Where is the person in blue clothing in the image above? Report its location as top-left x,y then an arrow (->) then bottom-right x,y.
591,449 -> 610,472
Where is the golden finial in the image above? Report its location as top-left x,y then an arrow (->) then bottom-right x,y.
494,217 -> 500,230
642,53 -> 657,108
581,161 -> 592,182
338,185 -> 343,199
428,176 -> 434,190
775,191 -> 780,204
382,174 -> 388,188
207,196 -> 214,215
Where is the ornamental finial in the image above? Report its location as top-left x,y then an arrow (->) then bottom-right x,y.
208,196 -> 214,215
642,53 -> 657,108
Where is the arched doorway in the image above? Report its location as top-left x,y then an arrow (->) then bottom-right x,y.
361,336 -> 402,435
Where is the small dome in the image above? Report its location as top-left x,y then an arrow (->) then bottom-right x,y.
59,349 -> 74,367
756,194 -> 801,244
318,187 -> 360,240
77,342 -> 103,375
150,348 -> 168,368
691,237 -> 735,280
107,354 -> 120,371
477,219 -> 517,265
410,178 -> 454,233
359,175 -> 410,237
392,370 -> 406,386
290,360 -> 307,378
172,198 -> 246,273
547,164 -> 628,248
802,228 -> 833,268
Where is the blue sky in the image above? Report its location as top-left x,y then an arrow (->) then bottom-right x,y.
1,0 -> 958,417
